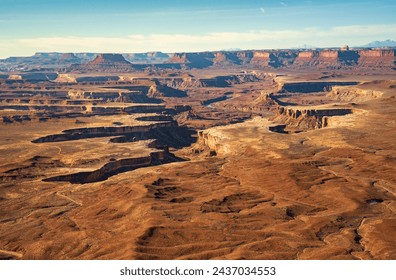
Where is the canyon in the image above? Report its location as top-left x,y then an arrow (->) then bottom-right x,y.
0,47 -> 395,260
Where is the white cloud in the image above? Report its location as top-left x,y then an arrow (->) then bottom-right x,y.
1,24 -> 396,58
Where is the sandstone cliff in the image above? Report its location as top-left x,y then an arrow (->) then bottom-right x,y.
272,106 -> 353,131
168,52 -> 214,68
57,53 -> 81,64
147,80 -> 187,98
328,86 -> 384,102
249,51 -> 271,66
213,52 -> 243,66
293,51 -> 319,66
165,49 -> 394,69
358,49 -> 395,67
164,73 -> 263,88
2,48 -> 395,72
71,54 -> 134,72
87,54 -> 131,65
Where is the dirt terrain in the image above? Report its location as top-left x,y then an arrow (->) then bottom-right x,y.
0,50 -> 395,260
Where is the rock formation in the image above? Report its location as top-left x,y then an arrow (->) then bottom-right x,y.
213,52 -> 243,66
87,54 -> 131,65
165,48 -> 394,69
71,54 -> 134,72
164,73 -> 263,88
280,82 -> 358,93
328,86 -> 384,102
294,51 -> 319,66
43,150 -> 177,184
272,106 -> 353,131
250,51 -> 271,66
6,72 -> 58,82
1,48 -> 395,71
57,53 -> 81,64
358,49 -> 395,67
147,81 -> 187,98
168,52 -> 215,68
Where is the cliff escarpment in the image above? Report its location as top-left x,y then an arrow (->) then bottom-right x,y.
165,72 -> 264,88
197,130 -> 229,155
271,106 -> 353,131
358,49 -> 395,67
280,82 -> 359,93
168,52 -> 215,68
165,48 -> 395,70
294,50 -> 359,67
2,48 -> 395,72
328,86 -> 384,102
43,150 -> 181,184
32,121 -> 177,143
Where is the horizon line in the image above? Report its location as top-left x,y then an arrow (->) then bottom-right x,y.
2,45 -> 396,60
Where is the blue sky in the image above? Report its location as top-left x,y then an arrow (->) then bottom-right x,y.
0,0 -> 395,57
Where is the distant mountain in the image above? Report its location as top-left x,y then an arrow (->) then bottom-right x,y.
123,52 -> 170,64
361,40 -> 396,48
292,44 -> 318,50
220,48 -> 242,51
